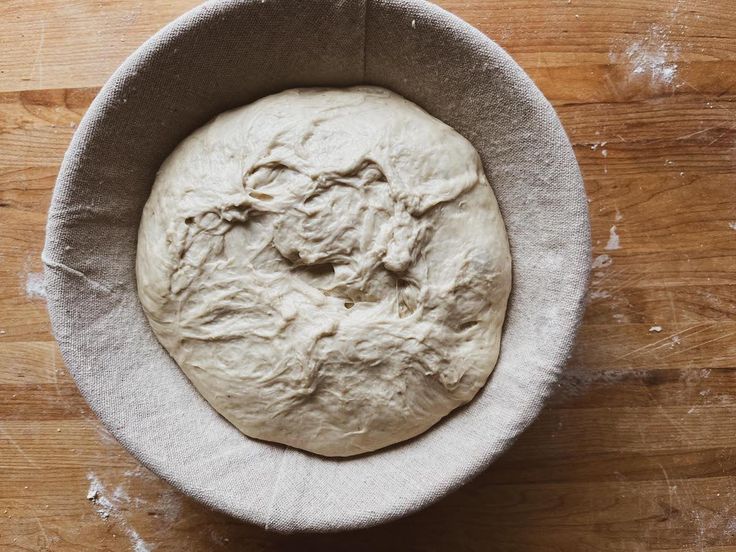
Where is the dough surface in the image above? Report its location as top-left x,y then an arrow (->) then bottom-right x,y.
136,86 -> 511,457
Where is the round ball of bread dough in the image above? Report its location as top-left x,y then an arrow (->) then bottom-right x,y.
136,86 -> 512,457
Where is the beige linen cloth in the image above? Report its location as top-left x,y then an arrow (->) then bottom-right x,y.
43,0 -> 590,532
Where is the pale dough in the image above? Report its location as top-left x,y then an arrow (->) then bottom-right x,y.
136,86 -> 512,457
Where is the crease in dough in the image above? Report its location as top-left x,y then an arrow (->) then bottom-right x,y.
136,86 -> 512,457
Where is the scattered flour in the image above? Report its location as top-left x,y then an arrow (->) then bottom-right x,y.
84,467 -> 183,550
209,529 -> 231,546
729,221 -> 736,231
122,465 -> 150,479
610,24 -> 679,86
86,473 -> 114,520
86,474 -> 103,502
20,252 -> 46,301
25,272 -> 46,299
605,225 -> 621,250
128,529 -> 151,552
592,254 -> 613,269
157,490 -> 183,524
649,325 -> 663,333
86,472 -> 154,552
112,485 -> 130,504
590,290 -> 611,300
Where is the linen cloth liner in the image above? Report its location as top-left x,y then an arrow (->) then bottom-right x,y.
43,0 -> 590,532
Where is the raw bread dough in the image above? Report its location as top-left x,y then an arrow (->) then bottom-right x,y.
136,86 -> 512,457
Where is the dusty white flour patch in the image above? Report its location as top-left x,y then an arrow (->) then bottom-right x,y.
729,221 -> 736,231
163,490 -> 183,523
25,272 -> 46,300
592,254 -> 613,269
127,529 -> 151,552
112,485 -> 130,504
86,472 -> 155,552
497,26 -> 513,41
615,209 -> 623,222
610,24 -> 679,86
590,290 -> 611,300
649,325 -> 663,333
590,142 -> 610,173
605,226 -> 621,250
86,473 -> 114,520
19,253 -> 46,301
86,473 -> 104,502
123,465 -> 150,479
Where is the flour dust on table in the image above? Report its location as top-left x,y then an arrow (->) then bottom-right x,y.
136,86 -> 512,456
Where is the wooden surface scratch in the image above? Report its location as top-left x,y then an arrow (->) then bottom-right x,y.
1,0 -> 736,550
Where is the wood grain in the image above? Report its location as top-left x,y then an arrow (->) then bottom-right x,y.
1,0 -> 736,550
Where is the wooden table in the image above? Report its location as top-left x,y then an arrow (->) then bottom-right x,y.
2,1 -> 735,550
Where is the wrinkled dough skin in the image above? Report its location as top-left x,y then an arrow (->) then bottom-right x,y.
136,87 -> 512,457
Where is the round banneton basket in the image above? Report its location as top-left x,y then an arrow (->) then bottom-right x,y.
43,0 -> 590,533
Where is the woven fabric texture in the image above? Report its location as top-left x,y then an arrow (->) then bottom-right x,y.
43,0 -> 590,532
